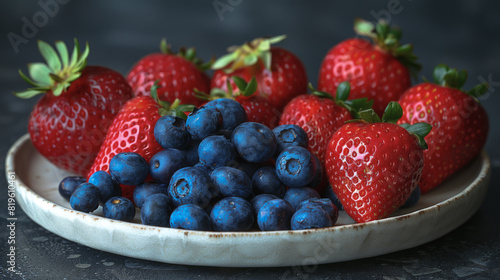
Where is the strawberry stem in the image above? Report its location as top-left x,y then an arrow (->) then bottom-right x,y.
432,64 -> 489,100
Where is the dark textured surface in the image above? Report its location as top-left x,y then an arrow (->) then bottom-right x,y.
1,1 -> 500,279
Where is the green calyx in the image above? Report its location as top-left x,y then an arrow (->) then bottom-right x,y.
195,76 -> 258,101
150,81 -> 195,120
357,101 -> 432,150
211,35 -> 286,73
431,64 -> 489,99
14,39 -> 89,99
160,38 -> 213,71
354,18 -> 421,79
310,81 -> 374,118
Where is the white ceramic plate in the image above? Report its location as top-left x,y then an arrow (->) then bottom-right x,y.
6,134 -> 491,267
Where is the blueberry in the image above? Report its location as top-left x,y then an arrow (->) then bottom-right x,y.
210,197 -> 254,232
109,152 -> 149,186
103,196 -> 136,222
252,166 -> 286,197
185,140 -> 201,166
250,194 -> 279,216
272,124 -> 308,157
276,146 -> 319,188
304,155 -> 323,189
192,162 -> 213,174
205,98 -> 247,131
257,199 -> 295,231
154,115 -> 191,150
58,176 -> 86,201
198,135 -> 236,168
141,193 -> 172,227
231,122 -> 277,163
149,149 -> 187,183
168,167 -> 216,208
186,106 -> 223,140
88,171 -> 122,205
297,198 -> 338,225
133,182 -> 168,209
400,187 -> 421,209
322,185 -> 344,211
210,167 -> 253,200
69,183 -> 100,213
291,207 -> 332,230
232,161 -> 265,179
170,204 -> 212,231
283,187 -> 320,210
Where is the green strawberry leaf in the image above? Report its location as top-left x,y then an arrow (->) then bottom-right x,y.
344,98 -> 374,118
359,109 -> 381,123
38,40 -> 61,73
468,83 -> 489,98
28,63 -> 53,87
211,52 -> 238,70
381,101 -> 403,124
231,76 -> 248,92
335,81 -> 350,102
55,40 -> 69,67
354,18 -> 375,38
243,77 -> 258,96
399,122 -> 432,150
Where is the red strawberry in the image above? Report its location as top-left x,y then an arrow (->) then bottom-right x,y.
398,64 -> 489,194
15,40 -> 133,176
211,36 -> 307,110
279,82 -> 373,164
127,39 -> 211,107
318,18 -> 421,116
325,102 -> 431,222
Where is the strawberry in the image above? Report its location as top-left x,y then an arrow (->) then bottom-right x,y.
325,102 -> 431,223
88,83 -> 194,200
279,82 -> 373,164
318,18 -> 421,116
398,64 -> 489,194
211,35 -> 307,110
127,39 -> 211,107
15,39 -> 133,176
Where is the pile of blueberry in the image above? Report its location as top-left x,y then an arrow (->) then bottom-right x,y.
59,98 -> 342,231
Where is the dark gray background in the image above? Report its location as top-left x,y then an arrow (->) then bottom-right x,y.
1,0 -> 499,279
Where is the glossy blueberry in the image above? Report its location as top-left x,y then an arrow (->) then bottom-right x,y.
250,194 -> 279,215
170,204 -> 212,231
103,196 -> 136,222
276,146 -> 319,188
283,187 -> 320,210
210,197 -> 255,232
133,182 -> 168,209
88,171 -> 122,205
252,166 -> 286,197
69,183 -> 100,213
168,167 -> 216,208
291,207 -> 332,230
400,187 -> 421,209
141,193 -> 172,227
185,140 -> 201,166
58,176 -> 86,201
210,167 -> 253,200
186,106 -> 223,140
205,98 -> 247,131
257,199 -> 295,231
322,185 -> 344,211
149,149 -> 187,183
198,135 -> 236,168
231,122 -> 277,163
272,124 -> 308,157
109,152 -> 149,186
154,115 -> 191,150
297,198 -> 338,224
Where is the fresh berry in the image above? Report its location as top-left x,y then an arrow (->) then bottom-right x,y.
184,140 -> 201,166
398,64 -> 489,193
198,135 -> 236,168
127,39 -> 211,106
141,193 -> 172,227
133,182 -> 168,209
283,187 -> 320,210
186,106 -> 223,140
275,146 -> 321,188
154,115 -> 191,150
318,18 -> 421,116
204,98 -> 247,131
192,162 -> 214,174
325,102 -> 431,222
400,187 -> 421,209
149,149 -> 187,183
109,152 -> 149,186
168,167 -> 216,208
103,196 -> 136,222
272,124 -> 308,157
210,197 -> 255,232
211,36 -> 307,110
15,40 -> 133,176
170,204 -> 212,231
257,199 -> 295,231
69,183 -> 100,213
237,95 -> 280,129
210,166 -> 253,200
231,122 -> 277,163
233,161 -> 266,179
88,171 -> 122,205
250,194 -> 280,216
291,207 -> 332,230
252,166 -> 286,197
297,198 -> 338,224
322,185 -> 344,211
58,176 -> 86,201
